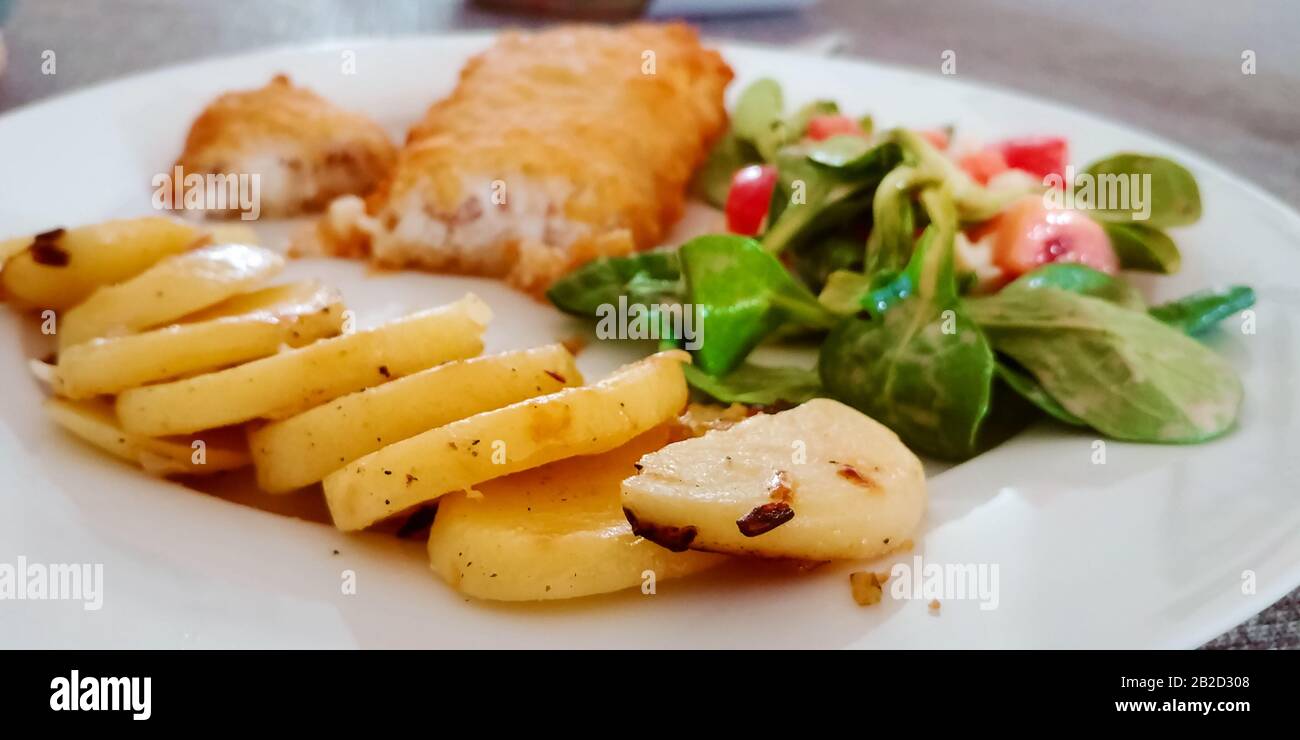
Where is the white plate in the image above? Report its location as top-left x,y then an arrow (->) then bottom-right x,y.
2,34 -> 1298,649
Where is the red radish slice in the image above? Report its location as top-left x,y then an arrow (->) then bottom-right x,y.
725,164 -> 778,236
992,195 -> 1118,277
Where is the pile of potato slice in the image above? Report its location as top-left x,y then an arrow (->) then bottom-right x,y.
0,217 -> 927,603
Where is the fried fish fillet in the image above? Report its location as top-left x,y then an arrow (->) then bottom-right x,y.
301,23 -> 732,293
177,75 -> 396,217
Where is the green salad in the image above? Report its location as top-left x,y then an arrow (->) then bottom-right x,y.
547,79 -> 1254,460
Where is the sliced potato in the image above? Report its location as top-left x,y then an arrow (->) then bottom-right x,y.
251,344 -> 581,493
117,294 -> 491,437
2,217 -> 202,310
58,243 -> 283,350
428,426 -> 723,601
54,281 -> 344,399
324,350 -> 690,532
621,398 -> 926,560
45,397 -> 250,476
178,279 -> 332,322
202,223 -> 260,246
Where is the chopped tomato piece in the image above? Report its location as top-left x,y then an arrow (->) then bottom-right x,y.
806,115 -> 865,141
958,149 -> 1009,185
918,128 -> 950,150
992,195 -> 1118,277
995,136 -> 1069,180
725,164 -> 778,236
964,215 -> 1002,244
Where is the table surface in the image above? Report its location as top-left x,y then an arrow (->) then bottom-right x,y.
0,0 -> 1296,649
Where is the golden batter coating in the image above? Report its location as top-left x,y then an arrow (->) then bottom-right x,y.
306,23 -> 732,294
177,75 -> 396,218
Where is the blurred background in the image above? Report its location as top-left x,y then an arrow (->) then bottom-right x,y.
0,0 -> 1296,648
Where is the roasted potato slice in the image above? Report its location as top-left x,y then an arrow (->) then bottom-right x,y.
428,426 -> 723,601
2,217 -> 203,310
251,344 -> 581,493
621,398 -> 927,560
199,223 -> 260,247
175,279 -> 334,321
117,294 -> 490,436
45,397 -> 250,476
54,281 -> 344,399
58,243 -> 284,350
324,350 -> 690,532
